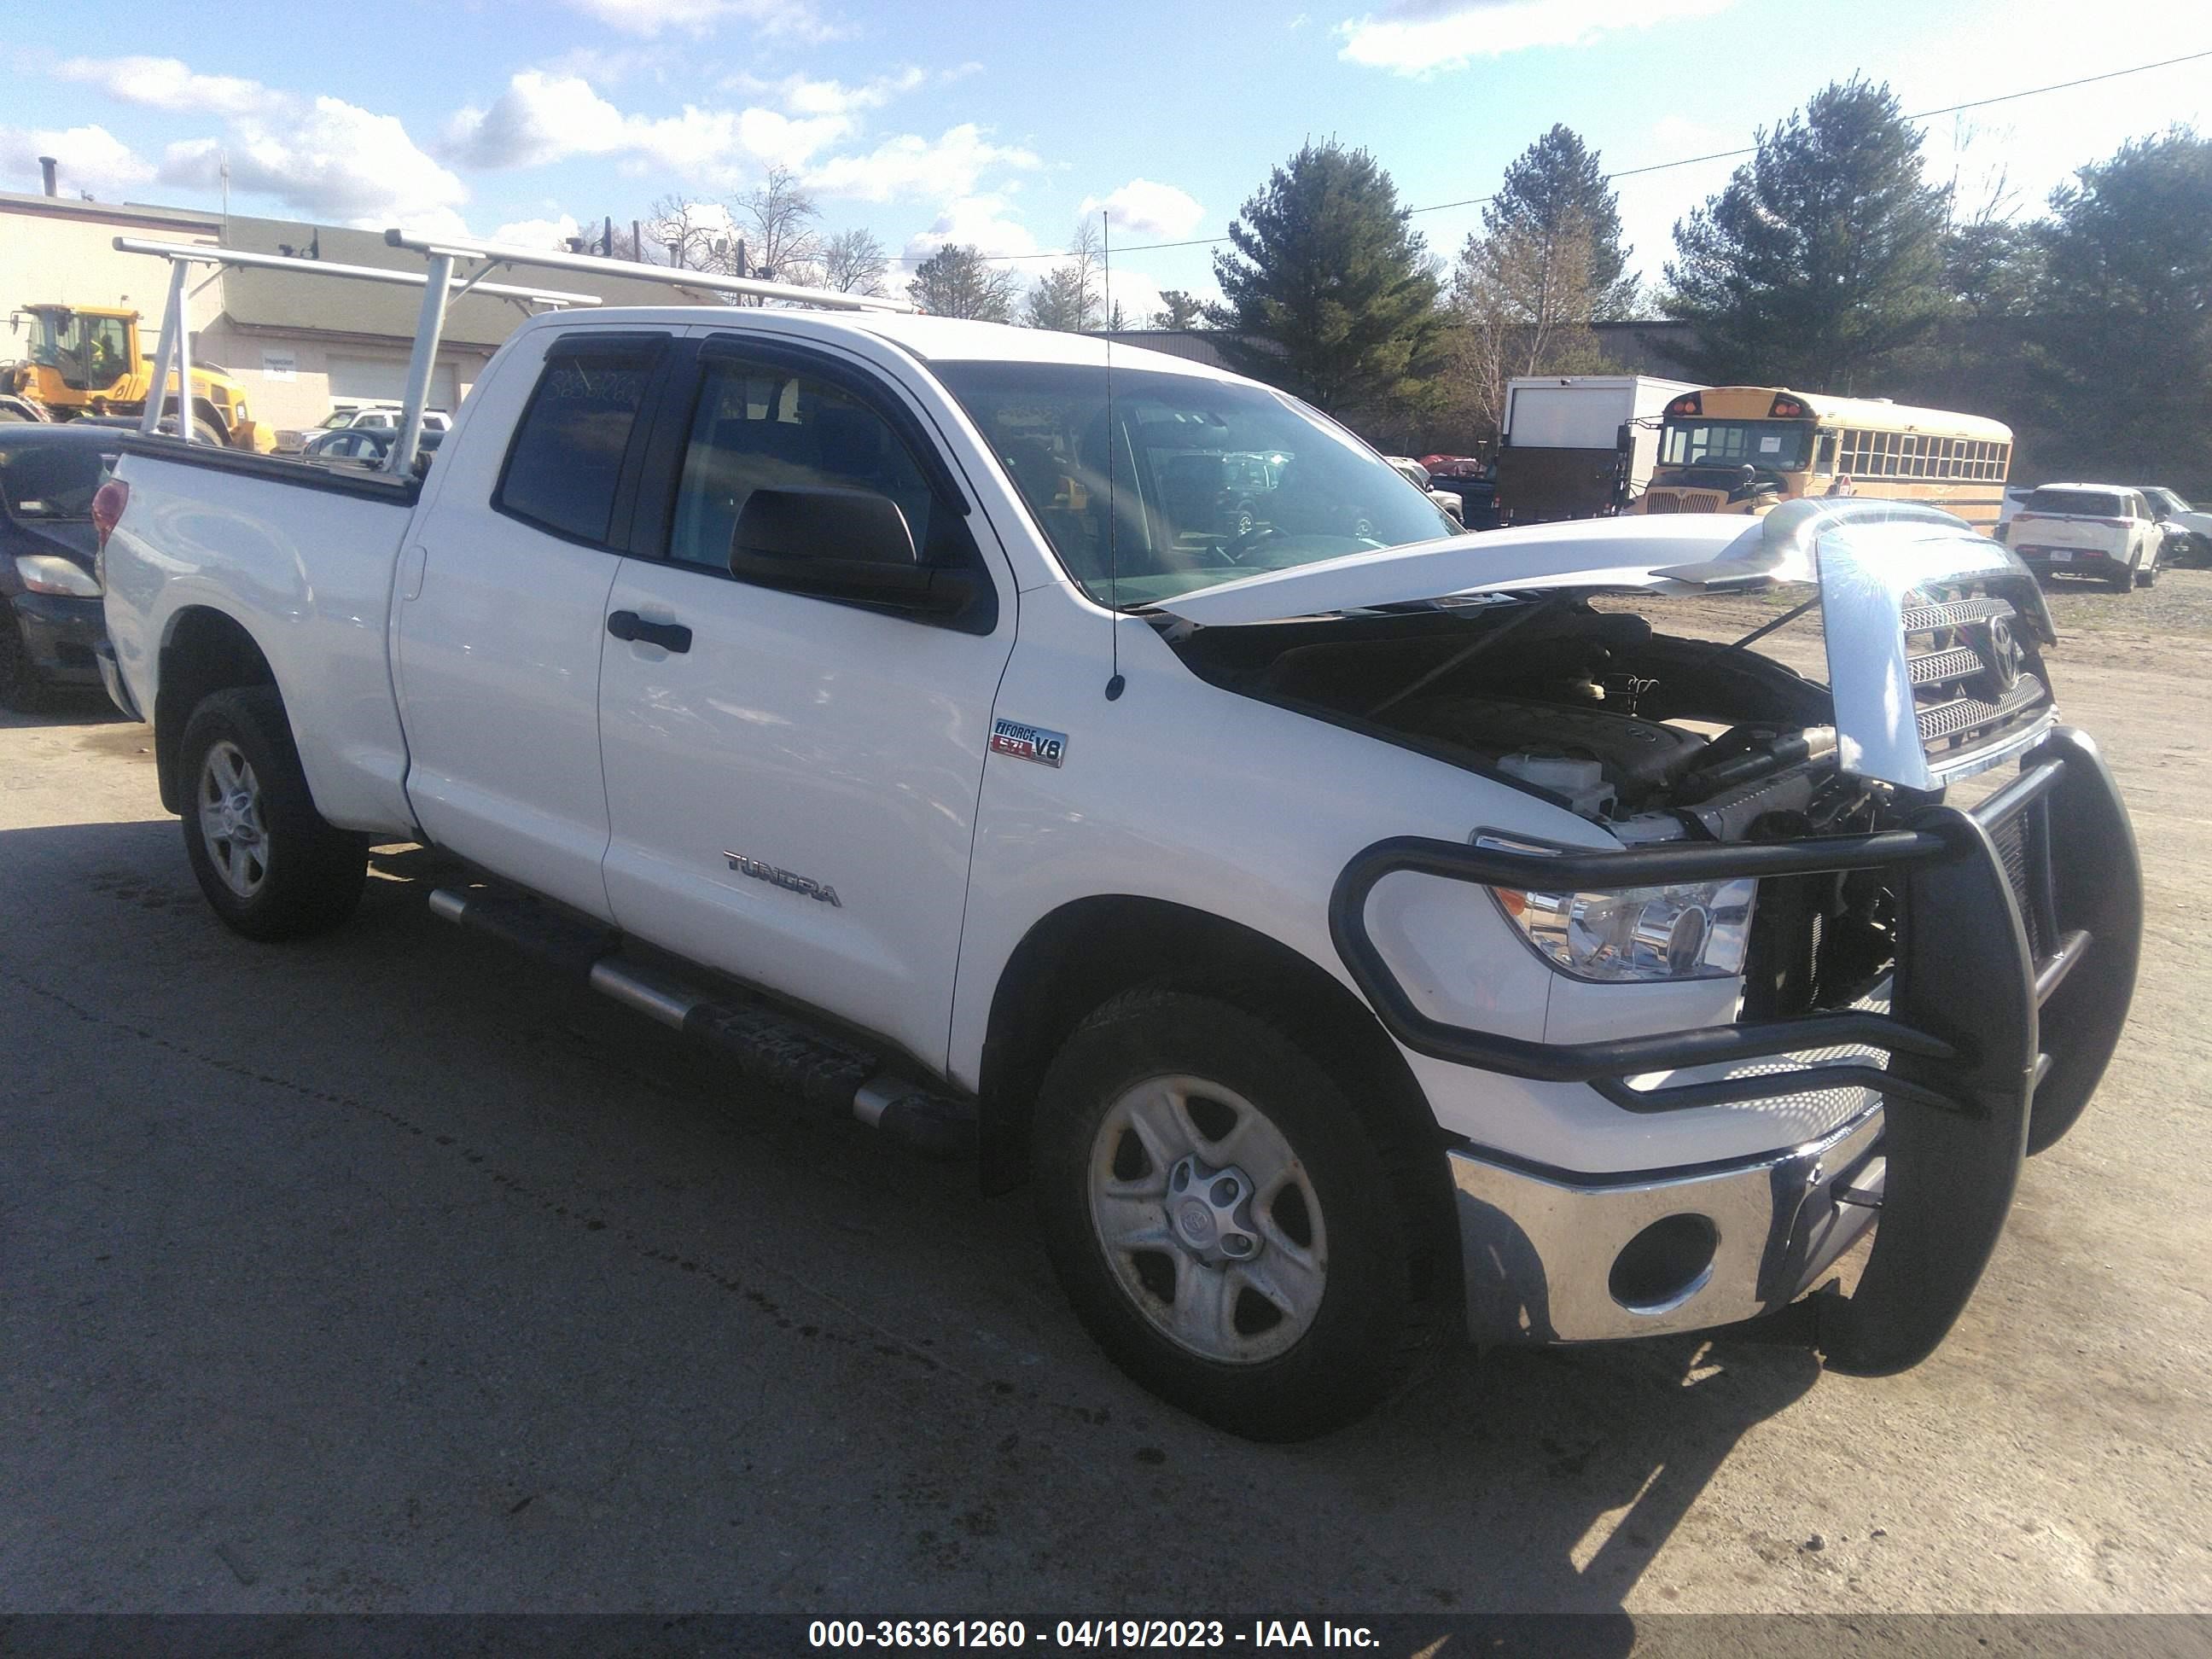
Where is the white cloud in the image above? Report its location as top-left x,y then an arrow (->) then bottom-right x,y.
725,66 -> 926,117
1080,178 -> 1206,241
1,123 -> 154,196
901,193 -> 1041,265
1336,0 -> 1734,74
559,0 -> 839,40
160,96 -> 469,231
806,124 -> 1039,205
444,71 -> 852,183
492,212 -> 585,249
1103,266 -> 1171,328
51,55 -> 268,117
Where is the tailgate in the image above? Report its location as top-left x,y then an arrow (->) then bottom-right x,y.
2009,515 -> 2119,555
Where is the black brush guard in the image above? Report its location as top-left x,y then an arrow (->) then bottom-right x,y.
1330,727 -> 2141,1373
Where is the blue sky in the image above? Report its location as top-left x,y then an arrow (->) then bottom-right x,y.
4,0 -> 2206,320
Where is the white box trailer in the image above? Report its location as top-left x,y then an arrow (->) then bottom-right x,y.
1498,374 -> 1702,522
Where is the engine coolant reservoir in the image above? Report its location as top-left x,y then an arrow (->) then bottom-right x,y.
1499,749 -> 1616,819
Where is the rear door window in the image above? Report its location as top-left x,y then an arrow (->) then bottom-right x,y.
496,337 -> 665,547
2024,489 -> 2123,518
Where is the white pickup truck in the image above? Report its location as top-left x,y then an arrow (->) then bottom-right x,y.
96,266 -> 2142,1439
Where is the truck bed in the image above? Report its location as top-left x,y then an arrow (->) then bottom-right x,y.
103,436 -> 423,836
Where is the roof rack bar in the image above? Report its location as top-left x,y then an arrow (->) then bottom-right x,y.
383,227 -> 915,314
111,237 -> 604,306
112,236 -> 605,459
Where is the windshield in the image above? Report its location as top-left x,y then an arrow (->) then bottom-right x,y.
933,360 -> 1456,606
0,441 -> 117,519
1658,419 -> 1813,472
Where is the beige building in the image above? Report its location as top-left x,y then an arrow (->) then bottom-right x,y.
3,189 -> 704,436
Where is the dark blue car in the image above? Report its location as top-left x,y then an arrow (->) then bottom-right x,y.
0,423 -> 122,708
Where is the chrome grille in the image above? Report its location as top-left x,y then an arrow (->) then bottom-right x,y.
1645,491 -> 1724,514
1899,591 -> 2052,766
1917,672 -> 2049,741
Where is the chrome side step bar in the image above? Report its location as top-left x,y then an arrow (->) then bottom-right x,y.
428,886 -> 975,1158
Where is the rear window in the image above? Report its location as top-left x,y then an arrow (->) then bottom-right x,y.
2024,488 -> 2125,518
0,441 -> 117,519
496,340 -> 662,546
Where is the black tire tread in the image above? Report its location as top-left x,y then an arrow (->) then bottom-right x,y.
1033,986 -> 1444,1440
178,685 -> 365,940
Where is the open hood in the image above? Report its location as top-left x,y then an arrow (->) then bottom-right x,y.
1151,500 -> 2059,793
1147,499 -> 2009,627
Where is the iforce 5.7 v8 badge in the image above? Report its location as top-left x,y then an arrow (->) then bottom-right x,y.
989,718 -> 1067,768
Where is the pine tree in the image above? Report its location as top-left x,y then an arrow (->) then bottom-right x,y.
1023,222 -> 1106,332
1661,79 -> 1951,391
1484,125 -> 1637,318
908,244 -> 1019,321
1207,141 -> 1439,416
2028,127 -> 2212,485
1151,290 -> 1205,329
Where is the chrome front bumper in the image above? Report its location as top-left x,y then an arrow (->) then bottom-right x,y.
1448,1105 -> 1885,1344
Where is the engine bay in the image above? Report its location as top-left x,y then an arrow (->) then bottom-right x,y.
1170,594 -> 1875,845
1168,593 -> 1919,1017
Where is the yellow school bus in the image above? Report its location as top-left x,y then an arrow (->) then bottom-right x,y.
1634,387 -> 2012,533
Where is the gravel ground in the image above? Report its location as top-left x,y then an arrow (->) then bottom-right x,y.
2,575 -> 2208,1622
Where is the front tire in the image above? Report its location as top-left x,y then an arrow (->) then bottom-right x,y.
1032,989 -> 1436,1440
178,686 -> 365,940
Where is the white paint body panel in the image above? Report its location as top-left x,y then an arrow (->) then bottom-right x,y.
106,302 -> 1947,1185
100,456 -> 420,835
386,324 -> 657,918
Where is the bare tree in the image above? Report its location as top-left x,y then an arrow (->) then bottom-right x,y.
1445,215 -> 1613,441
732,166 -> 824,284
643,195 -> 726,271
1022,220 -> 1107,331
820,228 -> 890,295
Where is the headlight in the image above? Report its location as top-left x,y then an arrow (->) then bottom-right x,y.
13,553 -> 101,598
1492,878 -> 1757,983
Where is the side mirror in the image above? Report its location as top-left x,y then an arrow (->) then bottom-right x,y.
728,486 -> 978,616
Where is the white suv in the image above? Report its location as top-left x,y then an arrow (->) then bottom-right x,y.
2000,483 -> 2163,591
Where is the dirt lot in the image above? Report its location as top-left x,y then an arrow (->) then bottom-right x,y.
3,573 -> 2208,1623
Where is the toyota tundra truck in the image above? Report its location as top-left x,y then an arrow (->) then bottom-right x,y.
96,276 -> 2141,1440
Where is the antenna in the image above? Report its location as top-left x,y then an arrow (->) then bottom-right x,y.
1103,210 -> 1125,701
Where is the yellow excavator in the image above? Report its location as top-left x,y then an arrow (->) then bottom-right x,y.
2,303 -> 273,450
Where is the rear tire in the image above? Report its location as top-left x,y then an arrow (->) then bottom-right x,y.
178,686 -> 366,940
2108,559 -> 2134,593
1031,989 -> 1438,1440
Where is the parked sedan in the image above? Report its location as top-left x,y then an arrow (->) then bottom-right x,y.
1998,483 -> 2164,591
0,423 -> 120,707
300,426 -> 443,469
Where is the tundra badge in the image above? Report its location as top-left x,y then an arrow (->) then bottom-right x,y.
724,852 -> 841,906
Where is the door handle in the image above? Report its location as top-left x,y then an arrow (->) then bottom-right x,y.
607,610 -> 692,654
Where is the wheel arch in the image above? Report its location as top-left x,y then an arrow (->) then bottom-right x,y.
977,894 -> 1444,1187
978,892 -> 1464,1326
154,606 -> 277,812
